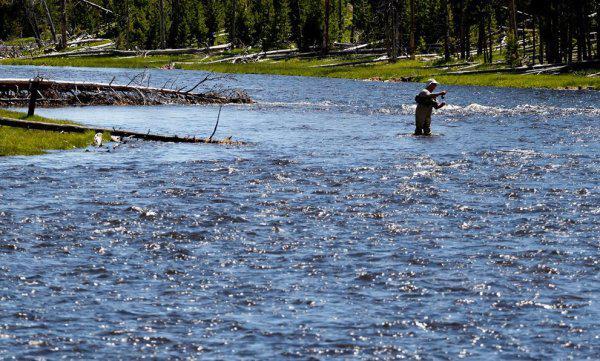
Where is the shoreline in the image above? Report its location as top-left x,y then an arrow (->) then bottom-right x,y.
1,56 -> 598,91
0,109 -> 107,156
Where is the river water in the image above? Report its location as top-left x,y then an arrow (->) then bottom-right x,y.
0,65 -> 598,359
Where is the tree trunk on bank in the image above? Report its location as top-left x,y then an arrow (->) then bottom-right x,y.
409,0 -> 415,59
159,0 -> 166,48
323,0 -> 330,53
23,0 -> 43,47
459,0 -> 465,59
338,0 -> 343,42
522,17 -> 526,56
388,0 -> 401,62
508,0 -> 518,38
532,16 -> 536,64
465,23 -> 471,59
58,0 -> 68,50
488,11 -> 493,63
444,0 -> 451,61
40,0 -> 57,44
478,14 -> 485,56
234,0 -> 239,46
577,6 -> 584,61
597,4 -> 600,59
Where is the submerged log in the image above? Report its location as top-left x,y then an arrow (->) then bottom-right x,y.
0,116 -> 244,145
0,77 -> 252,107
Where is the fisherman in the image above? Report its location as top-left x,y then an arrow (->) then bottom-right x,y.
414,79 -> 447,136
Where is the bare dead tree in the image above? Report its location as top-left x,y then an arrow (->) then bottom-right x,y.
40,0 -> 57,44
23,0 -> 43,48
58,0 -> 68,50
0,77 -> 253,107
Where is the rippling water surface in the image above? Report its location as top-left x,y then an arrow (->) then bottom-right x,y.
0,65 -> 599,359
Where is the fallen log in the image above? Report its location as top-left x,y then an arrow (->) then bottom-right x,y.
205,48 -> 299,64
204,44 -> 389,64
77,0 -> 114,14
268,51 -> 319,60
448,60 -> 600,76
0,77 -> 252,107
523,65 -> 569,75
141,43 -> 231,56
312,55 -> 389,68
447,67 -> 522,75
34,47 -> 117,59
0,116 -> 243,145
423,62 -> 475,69
67,38 -> 110,47
336,43 -> 369,53
29,43 -> 231,59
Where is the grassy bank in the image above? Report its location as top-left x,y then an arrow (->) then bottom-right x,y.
181,58 -> 600,90
0,109 -> 105,156
1,53 -> 599,90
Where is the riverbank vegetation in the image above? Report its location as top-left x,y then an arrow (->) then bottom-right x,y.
1,0 -> 598,90
0,109 -> 102,156
3,53 -> 598,90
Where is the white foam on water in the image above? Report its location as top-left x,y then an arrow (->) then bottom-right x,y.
378,103 -> 600,117
257,98 -> 600,118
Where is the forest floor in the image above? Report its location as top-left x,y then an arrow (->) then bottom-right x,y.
0,109 -> 107,156
1,51 -> 599,90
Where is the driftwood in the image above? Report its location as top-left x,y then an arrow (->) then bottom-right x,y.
423,62 -> 476,69
66,38 -> 110,47
30,43 -> 231,59
204,42 -> 389,65
268,51 -> 319,60
205,48 -> 299,64
447,60 -> 600,75
77,0 -> 114,14
0,77 -> 252,107
446,67 -> 521,75
0,116 -> 243,145
312,55 -> 389,68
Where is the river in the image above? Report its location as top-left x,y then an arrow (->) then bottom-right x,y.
0,65 -> 598,359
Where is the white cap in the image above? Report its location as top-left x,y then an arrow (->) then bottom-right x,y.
426,79 -> 439,87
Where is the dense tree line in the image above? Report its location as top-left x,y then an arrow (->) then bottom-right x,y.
1,0 -> 598,65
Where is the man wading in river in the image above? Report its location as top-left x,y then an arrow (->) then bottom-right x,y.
414,79 -> 447,136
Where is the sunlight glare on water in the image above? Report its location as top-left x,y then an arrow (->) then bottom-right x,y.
0,65 -> 598,359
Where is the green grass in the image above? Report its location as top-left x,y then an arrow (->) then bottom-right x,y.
0,54 -> 195,69
0,109 -> 108,156
1,52 -> 599,90
182,57 -> 434,80
2,37 -> 36,46
182,57 -> 600,90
